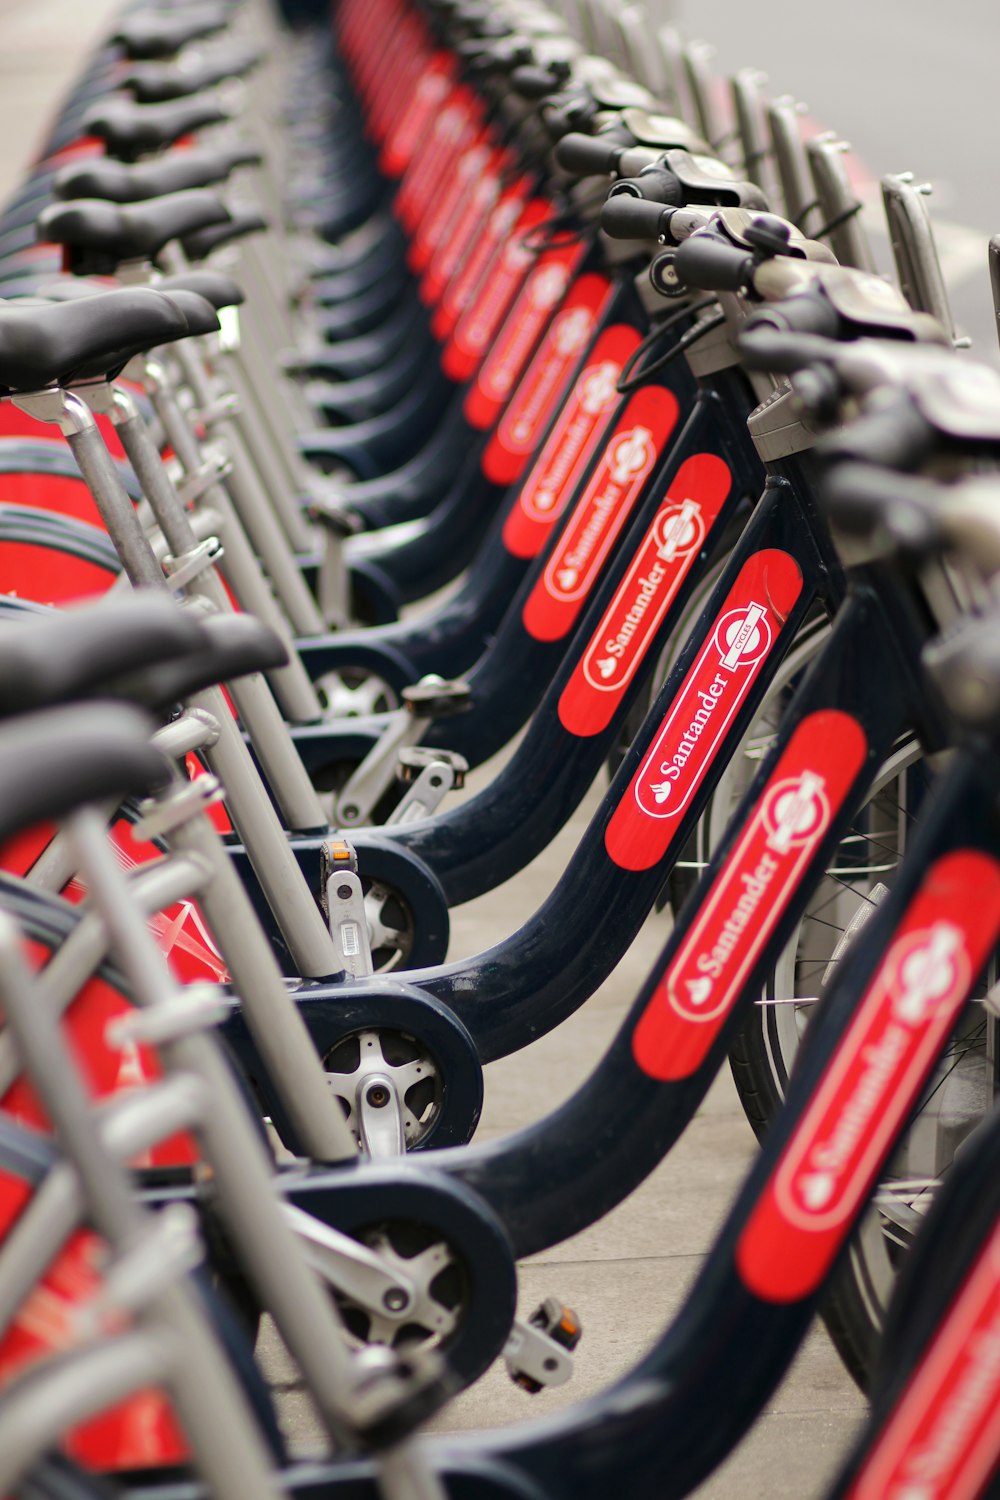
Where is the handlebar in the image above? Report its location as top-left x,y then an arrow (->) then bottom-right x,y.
555,131 -> 626,176
510,62 -> 565,98
600,195 -> 674,242
818,390 -> 937,472
607,163 -> 682,204
738,327 -> 841,375
820,463 -> 944,557
671,233 -> 754,292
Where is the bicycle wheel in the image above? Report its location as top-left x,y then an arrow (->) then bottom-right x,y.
719,681 -> 996,1389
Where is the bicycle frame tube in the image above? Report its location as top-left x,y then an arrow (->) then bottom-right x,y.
435,568 -> 942,1253
129,744 -> 1000,1500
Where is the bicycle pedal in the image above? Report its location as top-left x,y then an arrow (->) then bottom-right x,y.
503,1297 -> 582,1393
401,673 -> 472,719
320,838 -> 374,978
396,746 -> 468,786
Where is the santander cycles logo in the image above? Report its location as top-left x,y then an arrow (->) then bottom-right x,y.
552,306 -> 596,359
607,426 -> 655,487
644,597 -> 773,811
789,921 -> 968,1221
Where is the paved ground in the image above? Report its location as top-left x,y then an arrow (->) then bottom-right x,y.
264,732 -> 868,1496
5,0 -> 978,1492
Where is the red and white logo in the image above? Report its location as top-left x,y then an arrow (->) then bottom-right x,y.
380,54 -> 452,175
630,712 -> 867,1081
845,1224 -> 1000,1500
521,364 -> 621,521
605,549 -> 803,872
552,306 -> 594,358
558,453 -> 733,737
713,601 -> 773,672
736,848 -> 1000,1304
420,163 -> 502,307
483,274 -> 613,487
433,180 -> 528,338
442,197 -> 550,380
521,382 -> 680,641
530,262 -> 571,312
638,600 -> 773,818
578,361 -> 622,416
500,323 -> 640,557
783,921 -> 968,1225
465,239 -> 584,427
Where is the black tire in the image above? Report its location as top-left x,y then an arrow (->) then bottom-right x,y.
722,704 -> 996,1391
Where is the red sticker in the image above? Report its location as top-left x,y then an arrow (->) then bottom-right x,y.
464,238 -> 587,431
521,383 -> 680,642
442,198 -> 551,383
501,324 -> 640,556
420,147 -> 506,309
845,1221 -> 1000,1500
604,549 -> 804,871
736,848 -> 1000,1304
632,711 -> 868,1080
408,117 -> 486,274
380,52 -> 455,177
396,85 -> 475,232
481,273 -> 613,484
558,453 -> 733,737
432,176 -> 530,341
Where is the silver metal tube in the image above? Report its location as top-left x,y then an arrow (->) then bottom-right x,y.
143,360 -> 327,723
171,339 -> 323,615
0,906 -> 285,1500
65,812 -> 377,1443
163,790 -> 357,1162
110,393 -> 329,830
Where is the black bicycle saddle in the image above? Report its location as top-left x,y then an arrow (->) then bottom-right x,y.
37,191 -> 231,275
82,94 -> 230,162
105,612 -> 290,711
181,209 -> 267,259
0,596 -> 205,719
53,146 -> 260,204
124,43 -> 261,103
162,288 -> 222,338
111,5 -> 230,61
0,704 -> 167,847
0,287 -> 188,393
155,269 -> 245,308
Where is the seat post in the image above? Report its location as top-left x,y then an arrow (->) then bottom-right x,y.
8,386 -> 343,979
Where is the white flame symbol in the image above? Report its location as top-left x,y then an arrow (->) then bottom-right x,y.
651,780 -> 673,805
799,1172 -> 836,1211
556,566 -> 579,591
685,975 -> 713,1008
597,657 -> 617,679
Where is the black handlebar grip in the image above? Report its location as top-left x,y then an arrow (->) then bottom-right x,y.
608,164 -> 682,205
672,234 -> 754,292
738,327 -> 840,375
743,293 -> 842,340
600,194 -> 670,241
821,463 -> 944,555
555,132 -> 620,176
818,391 -> 937,473
511,63 -> 561,98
